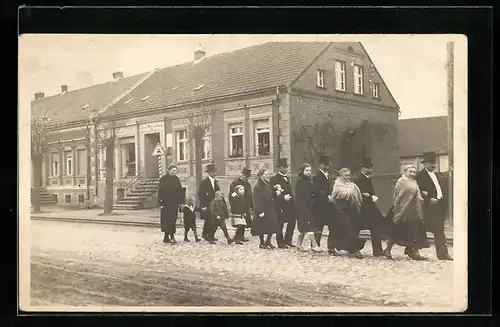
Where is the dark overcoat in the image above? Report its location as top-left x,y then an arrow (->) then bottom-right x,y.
198,177 -> 220,221
416,169 -> 447,233
157,174 -> 184,233
270,173 -> 295,224
229,194 -> 249,227
312,170 -> 334,226
353,173 -> 385,232
294,174 -> 317,233
251,179 -> 279,235
229,177 -> 254,227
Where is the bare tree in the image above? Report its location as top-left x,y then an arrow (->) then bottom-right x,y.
186,104 -> 212,188
97,120 -> 117,215
31,114 -> 49,213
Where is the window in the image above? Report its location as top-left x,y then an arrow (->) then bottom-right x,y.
353,64 -> 364,94
254,120 -> 270,156
51,153 -> 59,176
78,194 -> 85,203
176,130 -> 188,161
372,82 -> 380,98
229,124 -> 244,157
77,149 -> 86,175
64,151 -> 73,175
335,60 -> 346,91
316,70 -> 325,88
201,137 -> 211,160
65,194 -> 71,203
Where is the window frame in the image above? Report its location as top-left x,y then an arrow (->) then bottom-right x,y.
316,69 -> 325,88
335,60 -> 346,91
176,129 -> 189,162
254,120 -> 271,157
200,136 -> 211,160
229,124 -> 244,158
372,82 -> 380,99
77,149 -> 86,176
353,64 -> 364,95
66,154 -> 73,176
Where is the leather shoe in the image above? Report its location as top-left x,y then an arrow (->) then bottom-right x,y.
278,244 -> 289,249
439,255 -> 453,261
243,238 -> 250,242
328,249 -> 340,256
353,251 -> 364,259
286,243 -> 296,248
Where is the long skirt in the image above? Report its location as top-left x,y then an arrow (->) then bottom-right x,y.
160,204 -> 178,234
384,207 -> 430,249
330,200 -> 366,253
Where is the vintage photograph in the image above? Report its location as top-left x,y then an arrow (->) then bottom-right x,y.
19,34 -> 468,312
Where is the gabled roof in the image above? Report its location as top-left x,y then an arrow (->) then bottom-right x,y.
104,42 -> 331,117
398,116 -> 448,157
31,72 -> 149,126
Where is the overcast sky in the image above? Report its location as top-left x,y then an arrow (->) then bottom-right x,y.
19,34 -> 461,119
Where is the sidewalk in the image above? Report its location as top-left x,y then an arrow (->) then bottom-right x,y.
30,207 -> 453,244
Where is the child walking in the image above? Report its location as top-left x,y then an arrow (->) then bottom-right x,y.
229,184 -> 248,245
209,191 -> 235,245
182,195 -> 201,242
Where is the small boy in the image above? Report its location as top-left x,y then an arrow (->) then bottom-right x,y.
209,191 -> 234,245
182,195 -> 201,242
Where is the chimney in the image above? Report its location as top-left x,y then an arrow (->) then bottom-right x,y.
34,92 -> 45,100
61,85 -> 68,93
112,71 -> 124,80
194,49 -> 206,61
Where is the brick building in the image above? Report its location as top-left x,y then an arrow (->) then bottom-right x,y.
32,42 -> 400,213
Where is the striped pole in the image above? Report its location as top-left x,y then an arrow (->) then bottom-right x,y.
158,155 -> 162,176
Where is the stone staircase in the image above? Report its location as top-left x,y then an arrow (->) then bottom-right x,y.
113,178 -> 159,210
31,187 -> 56,205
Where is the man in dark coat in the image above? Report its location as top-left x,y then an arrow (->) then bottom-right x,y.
413,151 -> 453,261
198,163 -> 220,244
270,158 -> 296,248
312,155 -> 339,255
158,164 -> 184,243
229,168 -> 254,241
353,157 -> 384,256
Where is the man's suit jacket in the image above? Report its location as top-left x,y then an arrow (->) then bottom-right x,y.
312,171 -> 334,225
416,169 -> 446,231
198,177 -> 220,220
270,173 -> 295,222
353,173 -> 383,230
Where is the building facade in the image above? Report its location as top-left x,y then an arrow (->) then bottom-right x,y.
32,42 -> 400,212
398,116 -> 449,173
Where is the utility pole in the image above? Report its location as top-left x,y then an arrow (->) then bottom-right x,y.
446,41 -> 454,225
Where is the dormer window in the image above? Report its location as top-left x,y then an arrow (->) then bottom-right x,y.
316,70 -> 325,88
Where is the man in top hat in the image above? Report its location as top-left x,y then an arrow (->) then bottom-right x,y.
312,155 -> 339,255
353,157 -> 384,256
414,151 -> 453,260
229,167 -> 254,239
198,163 -> 221,243
270,158 -> 296,248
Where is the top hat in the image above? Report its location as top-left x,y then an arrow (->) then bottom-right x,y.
421,151 -> 438,163
359,157 -> 374,168
241,168 -> 252,176
317,155 -> 331,165
205,163 -> 218,172
276,158 -> 289,167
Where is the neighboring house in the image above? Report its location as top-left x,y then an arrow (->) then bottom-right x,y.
32,42 -> 400,211
398,116 -> 449,173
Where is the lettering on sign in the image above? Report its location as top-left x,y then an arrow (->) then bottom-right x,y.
139,122 -> 164,135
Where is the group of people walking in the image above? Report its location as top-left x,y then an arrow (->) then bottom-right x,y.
157,150 -> 452,261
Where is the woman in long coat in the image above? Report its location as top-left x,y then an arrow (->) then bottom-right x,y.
331,168 -> 366,259
157,164 -> 184,243
251,169 -> 279,249
383,164 -> 430,260
295,163 -> 322,252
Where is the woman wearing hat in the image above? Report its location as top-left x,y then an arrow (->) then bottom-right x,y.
383,164 -> 429,260
330,168 -> 366,258
157,164 -> 185,244
295,163 -> 322,252
251,168 -> 279,249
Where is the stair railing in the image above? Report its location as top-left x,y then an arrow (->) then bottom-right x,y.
125,174 -> 142,196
